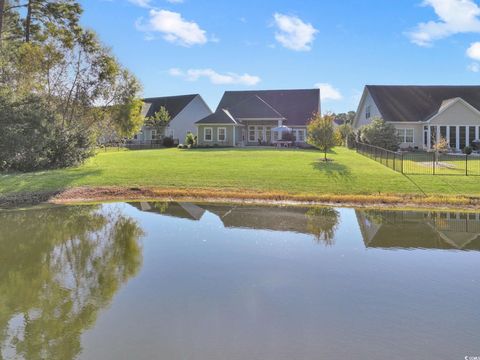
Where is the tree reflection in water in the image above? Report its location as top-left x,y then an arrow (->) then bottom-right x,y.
306,207 -> 340,246
0,205 -> 144,360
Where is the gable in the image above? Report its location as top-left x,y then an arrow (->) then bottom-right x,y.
228,95 -> 285,119
428,98 -> 480,125
217,89 -> 320,126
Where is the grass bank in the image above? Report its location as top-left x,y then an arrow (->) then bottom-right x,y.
1,147 -> 480,208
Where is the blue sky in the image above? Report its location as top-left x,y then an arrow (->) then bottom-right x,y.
82,0 -> 480,113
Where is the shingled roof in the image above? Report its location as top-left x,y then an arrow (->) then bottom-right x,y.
196,89 -> 320,126
196,109 -> 237,124
366,85 -> 480,122
142,94 -> 198,119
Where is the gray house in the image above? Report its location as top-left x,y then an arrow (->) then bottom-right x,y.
353,85 -> 480,150
195,89 -> 321,147
133,94 -> 212,144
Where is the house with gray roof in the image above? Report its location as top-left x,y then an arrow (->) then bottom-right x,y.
353,85 -> 480,151
132,94 -> 212,144
195,89 -> 321,147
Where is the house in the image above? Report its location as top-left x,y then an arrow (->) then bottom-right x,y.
132,94 -> 212,144
353,85 -> 480,151
195,89 -> 321,147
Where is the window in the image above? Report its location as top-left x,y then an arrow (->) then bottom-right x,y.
151,129 -> 157,140
396,128 -> 414,143
204,127 -> 212,141
297,129 -> 306,142
249,126 -> 255,142
460,126 -> 466,149
218,127 -> 227,142
266,127 -> 272,143
469,126 -> 476,145
256,126 -> 264,142
366,105 -> 371,119
450,126 -> 457,149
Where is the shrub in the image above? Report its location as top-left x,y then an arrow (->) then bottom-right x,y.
177,144 -> 184,149
0,94 -> 94,172
360,117 -> 400,151
185,132 -> 196,146
162,136 -> 175,148
464,146 -> 473,155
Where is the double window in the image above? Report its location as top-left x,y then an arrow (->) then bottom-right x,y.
204,127 -> 213,141
396,128 -> 414,143
248,126 -> 255,142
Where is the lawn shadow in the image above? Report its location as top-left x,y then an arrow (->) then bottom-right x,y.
310,159 -> 352,180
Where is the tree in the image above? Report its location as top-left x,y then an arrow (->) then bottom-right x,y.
360,117 -> 400,151
307,113 -> 336,161
0,0 -> 143,170
145,105 -> 170,137
333,111 -> 356,125
335,123 -> 354,147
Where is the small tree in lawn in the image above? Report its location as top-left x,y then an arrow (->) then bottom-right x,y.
145,106 -> 171,138
432,136 -> 449,164
307,113 -> 336,161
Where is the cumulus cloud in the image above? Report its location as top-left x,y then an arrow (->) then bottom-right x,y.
136,9 -> 207,46
406,0 -> 480,46
273,13 -> 318,51
467,41 -> 480,59
315,83 -> 343,101
169,68 -> 261,86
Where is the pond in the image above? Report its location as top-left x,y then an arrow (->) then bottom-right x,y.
0,202 -> 479,360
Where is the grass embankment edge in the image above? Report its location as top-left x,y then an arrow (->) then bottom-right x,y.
1,186 -> 480,211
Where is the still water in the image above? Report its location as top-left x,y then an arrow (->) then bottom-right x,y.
0,202 -> 479,360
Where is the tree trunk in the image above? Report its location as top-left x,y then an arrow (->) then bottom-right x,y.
324,149 -> 327,161
25,0 -> 32,42
0,0 -> 5,45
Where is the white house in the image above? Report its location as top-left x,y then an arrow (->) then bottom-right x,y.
133,94 -> 212,144
353,85 -> 480,151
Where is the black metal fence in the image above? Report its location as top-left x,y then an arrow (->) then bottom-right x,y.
356,142 -> 480,176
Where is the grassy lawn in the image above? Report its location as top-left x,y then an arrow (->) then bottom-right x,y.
1,147 -> 480,197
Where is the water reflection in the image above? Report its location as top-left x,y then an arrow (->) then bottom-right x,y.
131,201 -> 480,251
356,209 -> 480,250
0,206 -> 144,360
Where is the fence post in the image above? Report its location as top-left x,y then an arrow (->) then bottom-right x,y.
466,154 -> 468,176
433,152 -> 436,175
401,153 -> 404,174
393,153 -> 396,172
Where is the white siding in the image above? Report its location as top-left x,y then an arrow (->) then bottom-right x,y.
429,100 -> 480,126
167,95 -> 212,143
354,89 -> 382,129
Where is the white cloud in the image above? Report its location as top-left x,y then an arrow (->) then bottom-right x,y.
169,68 -> 261,86
315,83 -> 343,101
166,0 -> 183,3
467,41 -> 480,59
273,13 -> 318,51
407,0 -> 480,46
468,62 -> 480,71
128,0 -> 152,8
136,9 -> 207,46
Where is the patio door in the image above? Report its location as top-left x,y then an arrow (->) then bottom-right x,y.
256,126 -> 264,143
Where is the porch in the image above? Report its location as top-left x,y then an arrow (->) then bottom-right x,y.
424,125 -> 480,151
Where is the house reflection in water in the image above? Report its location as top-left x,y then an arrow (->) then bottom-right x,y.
130,202 -> 480,251
356,210 -> 480,251
129,202 -> 339,245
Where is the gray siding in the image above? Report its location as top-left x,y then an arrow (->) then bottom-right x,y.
197,125 -> 235,146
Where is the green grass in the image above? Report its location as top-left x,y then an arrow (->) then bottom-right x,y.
1,147 -> 480,197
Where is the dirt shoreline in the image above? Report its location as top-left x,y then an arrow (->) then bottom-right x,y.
2,186 -> 480,211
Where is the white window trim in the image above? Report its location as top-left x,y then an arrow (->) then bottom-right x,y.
217,127 -> 227,142
397,128 -> 414,143
204,127 -> 213,142
248,126 -> 256,142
